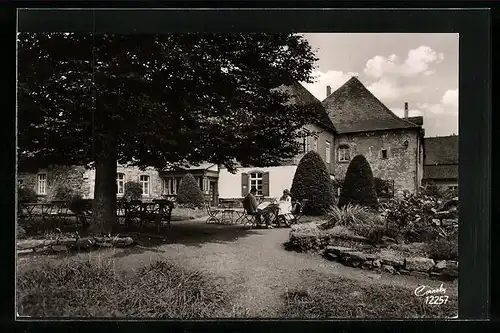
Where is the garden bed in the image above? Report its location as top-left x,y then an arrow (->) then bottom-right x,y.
285,222 -> 458,281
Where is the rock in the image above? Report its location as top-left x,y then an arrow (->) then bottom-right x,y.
442,218 -> 458,226
372,259 -> 381,268
405,257 -> 435,272
432,219 -> 441,226
345,251 -> 368,261
382,265 -> 397,274
51,245 -> 68,252
409,271 -> 430,278
325,246 -> 354,256
381,236 -> 397,244
379,251 -> 405,267
351,261 -> 361,268
399,268 -> 410,275
362,260 -> 372,269
434,260 -> 447,271
441,261 -> 459,277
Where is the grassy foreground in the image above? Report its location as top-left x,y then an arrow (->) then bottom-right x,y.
17,259 -> 230,318
281,270 -> 458,319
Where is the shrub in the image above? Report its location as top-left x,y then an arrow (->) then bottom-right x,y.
338,155 -> 378,209
53,185 -> 75,201
176,173 -> 205,208
17,186 -> 37,203
290,151 -> 335,216
68,193 -> 86,214
380,191 -> 455,243
427,231 -> 458,261
374,178 -> 393,198
124,181 -> 143,201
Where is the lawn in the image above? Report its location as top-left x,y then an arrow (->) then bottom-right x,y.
17,257 -> 230,318
281,269 -> 457,319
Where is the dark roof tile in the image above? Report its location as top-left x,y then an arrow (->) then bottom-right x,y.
281,83 -> 336,132
424,135 -> 459,165
322,77 -> 420,133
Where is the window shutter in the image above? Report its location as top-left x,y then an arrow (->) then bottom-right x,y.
262,172 -> 270,197
241,173 -> 249,197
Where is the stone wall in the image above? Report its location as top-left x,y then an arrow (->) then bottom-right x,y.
18,165 -> 86,202
333,129 -> 420,193
83,165 -> 164,200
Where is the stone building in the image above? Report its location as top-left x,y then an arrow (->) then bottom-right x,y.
322,77 -> 425,193
422,135 -> 459,189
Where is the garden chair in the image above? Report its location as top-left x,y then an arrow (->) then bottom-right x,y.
290,199 -> 309,224
205,201 -> 223,224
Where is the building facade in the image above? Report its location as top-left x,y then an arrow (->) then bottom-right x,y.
322,77 -> 425,194
422,135 -> 459,189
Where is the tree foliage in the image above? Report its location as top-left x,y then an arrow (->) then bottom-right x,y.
18,33 -> 319,171
17,185 -> 37,203
124,181 -> 143,201
17,33 -> 319,233
338,155 -> 378,209
290,151 -> 335,215
176,173 -> 205,208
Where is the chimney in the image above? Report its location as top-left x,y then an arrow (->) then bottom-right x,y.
404,102 -> 409,119
326,85 -> 332,98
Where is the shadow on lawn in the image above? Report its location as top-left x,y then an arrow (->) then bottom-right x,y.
125,220 -> 263,248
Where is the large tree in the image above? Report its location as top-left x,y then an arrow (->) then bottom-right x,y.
18,33 -> 320,234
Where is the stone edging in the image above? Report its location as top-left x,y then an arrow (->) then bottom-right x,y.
324,246 -> 458,281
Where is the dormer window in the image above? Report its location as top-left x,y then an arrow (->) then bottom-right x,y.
338,145 -> 350,162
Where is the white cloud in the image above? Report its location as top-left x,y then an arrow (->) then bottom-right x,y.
364,45 -> 444,79
367,78 -> 424,102
301,70 -> 359,101
417,89 -> 458,115
441,89 -> 458,109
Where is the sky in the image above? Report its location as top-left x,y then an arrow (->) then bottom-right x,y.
301,33 -> 459,138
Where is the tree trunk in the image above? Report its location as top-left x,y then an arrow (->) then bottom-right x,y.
90,137 -> 118,235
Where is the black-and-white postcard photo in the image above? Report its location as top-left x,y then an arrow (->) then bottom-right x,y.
16,17 -> 461,319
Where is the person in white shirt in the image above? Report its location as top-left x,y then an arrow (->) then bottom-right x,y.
278,189 -> 294,225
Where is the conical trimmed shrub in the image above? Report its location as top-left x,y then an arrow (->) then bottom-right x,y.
338,154 -> 378,209
290,151 -> 335,216
176,173 -> 205,208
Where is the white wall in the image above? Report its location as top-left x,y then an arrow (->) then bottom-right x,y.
218,165 -> 297,199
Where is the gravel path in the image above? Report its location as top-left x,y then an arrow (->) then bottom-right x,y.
17,218 -> 458,318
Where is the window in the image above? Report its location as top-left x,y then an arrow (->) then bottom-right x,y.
338,145 -> 350,162
381,149 -> 388,159
37,173 -> 47,195
162,178 -> 178,195
325,140 -> 331,164
140,175 -> 150,196
249,172 -> 263,196
313,136 -> 318,152
117,173 -> 125,195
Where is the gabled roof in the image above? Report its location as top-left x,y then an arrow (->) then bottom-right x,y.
322,77 -> 420,134
424,135 -> 459,165
281,82 -> 336,132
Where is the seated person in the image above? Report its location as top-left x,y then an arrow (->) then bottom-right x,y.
243,187 -> 273,228
278,189 -> 294,224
